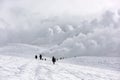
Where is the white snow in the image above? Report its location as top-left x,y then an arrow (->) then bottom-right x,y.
63,56 -> 120,71
0,44 -> 49,58
0,55 -> 120,80
0,1 -> 120,80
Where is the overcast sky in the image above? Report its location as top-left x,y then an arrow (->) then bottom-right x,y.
0,0 -> 120,42
0,0 -> 120,17
0,0 -> 120,57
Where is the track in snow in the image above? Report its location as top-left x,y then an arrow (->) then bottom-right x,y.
0,56 -> 120,80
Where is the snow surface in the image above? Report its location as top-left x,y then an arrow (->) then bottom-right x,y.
0,43 -> 50,58
63,56 -> 120,71
0,55 -> 120,80
0,1 -> 120,79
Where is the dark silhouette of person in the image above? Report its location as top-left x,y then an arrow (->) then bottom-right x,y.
45,58 -> 46,61
60,57 -> 62,60
35,55 -> 37,59
39,54 -> 42,60
52,56 -> 56,64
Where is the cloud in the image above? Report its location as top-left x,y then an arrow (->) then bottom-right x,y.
0,0 -> 120,57
56,10 -> 120,56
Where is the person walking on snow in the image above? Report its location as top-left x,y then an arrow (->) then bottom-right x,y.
39,54 -> 42,60
52,56 -> 56,64
35,55 -> 37,59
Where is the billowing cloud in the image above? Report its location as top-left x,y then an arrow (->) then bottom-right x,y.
0,0 -> 120,57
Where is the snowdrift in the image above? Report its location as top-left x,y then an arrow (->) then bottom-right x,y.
63,56 -> 120,71
0,55 -> 120,80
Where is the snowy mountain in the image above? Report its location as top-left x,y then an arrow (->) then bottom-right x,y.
63,56 -> 120,71
0,1 -> 120,80
0,55 -> 120,80
0,44 -> 49,58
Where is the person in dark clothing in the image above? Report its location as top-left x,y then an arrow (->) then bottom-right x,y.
35,55 -> 37,59
39,54 -> 42,60
60,57 -> 62,60
45,58 -> 46,61
52,56 -> 56,64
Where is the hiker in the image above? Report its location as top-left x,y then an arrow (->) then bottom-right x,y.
60,57 -> 62,60
35,55 -> 37,59
45,58 -> 46,61
39,54 -> 42,60
52,56 -> 56,64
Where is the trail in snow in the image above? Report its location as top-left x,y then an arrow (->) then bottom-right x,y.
0,55 -> 120,80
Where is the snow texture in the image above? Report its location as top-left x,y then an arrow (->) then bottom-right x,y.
0,55 -> 120,80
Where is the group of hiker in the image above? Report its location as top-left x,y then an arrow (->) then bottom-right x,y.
35,54 -> 43,60
35,54 -> 61,64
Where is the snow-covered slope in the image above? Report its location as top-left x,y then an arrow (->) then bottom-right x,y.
63,56 -> 120,71
0,43 -> 68,58
0,44 -> 49,58
0,43 -> 120,58
0,55 -> 120,80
